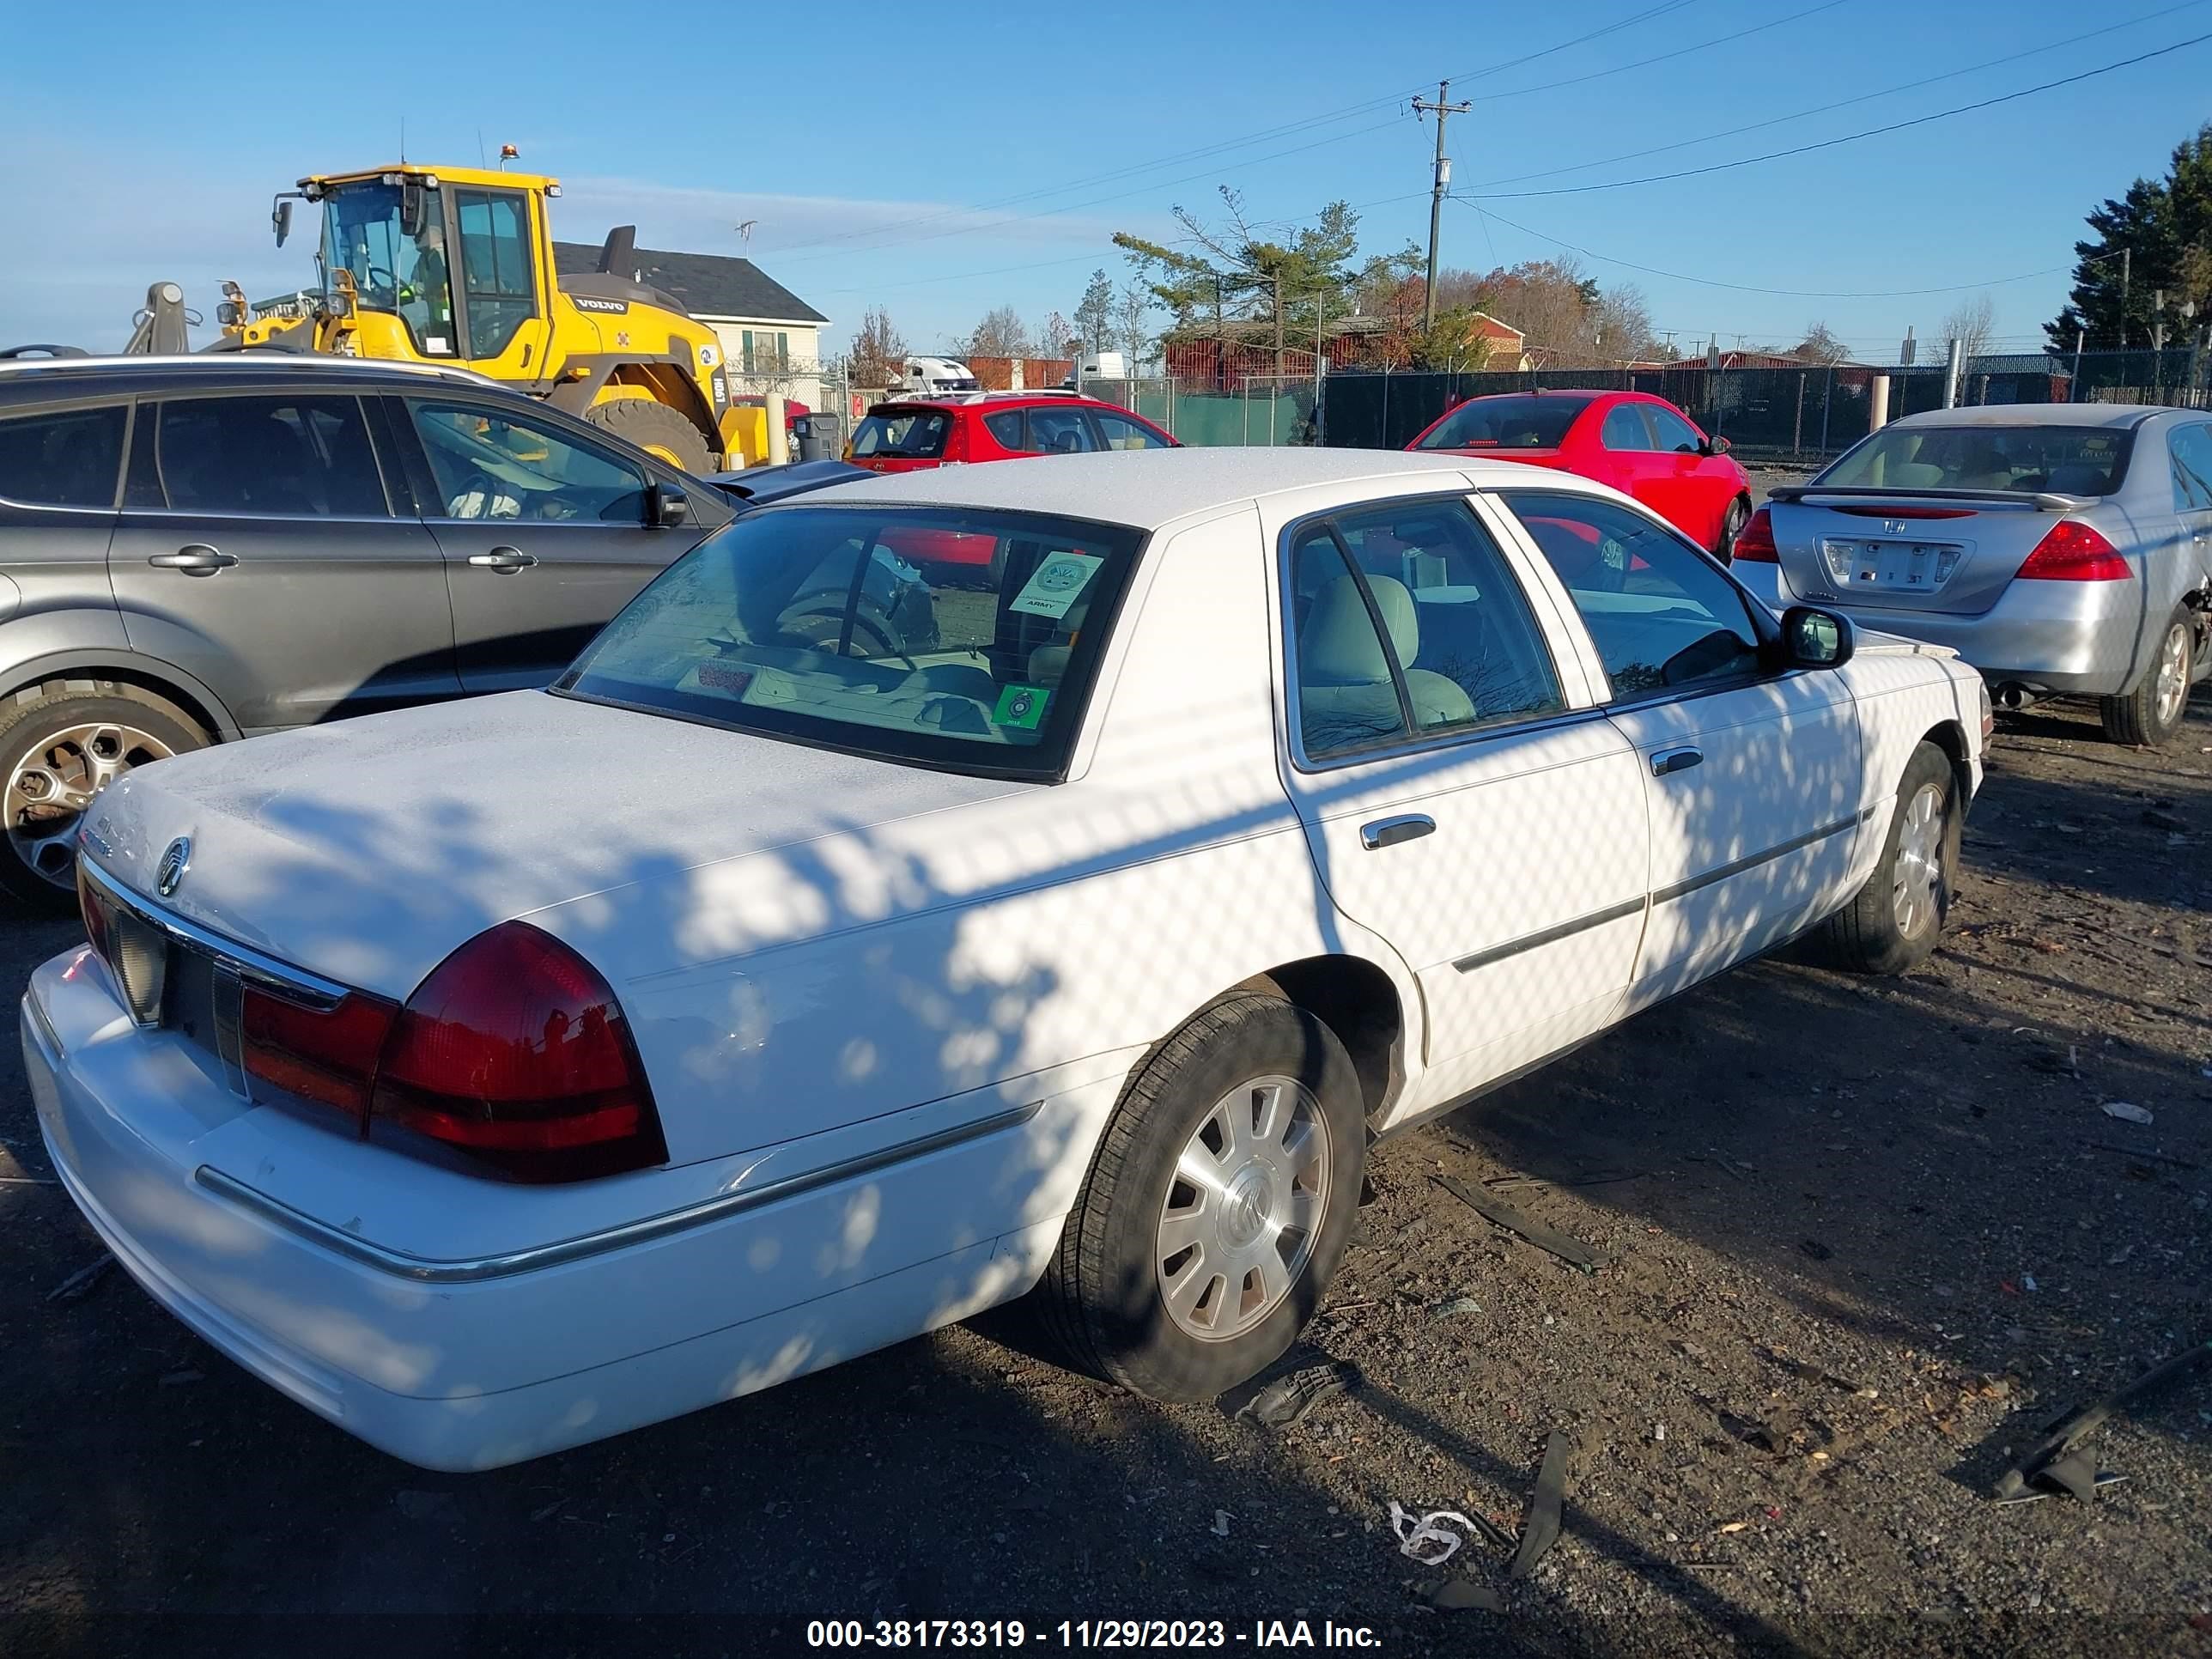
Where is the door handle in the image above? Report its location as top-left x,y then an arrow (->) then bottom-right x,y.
1651,746 -> 1703,778
1359,813 -> 1436,850
467,547 -> 538,574
148,544 -> 235,576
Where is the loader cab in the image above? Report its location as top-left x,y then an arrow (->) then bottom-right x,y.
307,168 -> 554,378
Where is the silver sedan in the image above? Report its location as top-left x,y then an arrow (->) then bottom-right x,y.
1734,404 -> 2211,745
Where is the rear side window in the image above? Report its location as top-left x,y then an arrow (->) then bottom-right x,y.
982,410 -> 1025,450
1026,407 -> 1098,454
2169,423 -> 2212,510
851,410 -> 950,459
0,404 -> 127,508
1600,404 -> 1653,451
152,395 -> 388,516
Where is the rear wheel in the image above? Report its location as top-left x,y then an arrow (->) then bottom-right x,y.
1814,740 -> 1958,975
0,680 -> 210,911
1038,994 -> 1365,1401
1716,496 -> 1749,562
2099,611 -> 2193,747
581,397 -> 714,474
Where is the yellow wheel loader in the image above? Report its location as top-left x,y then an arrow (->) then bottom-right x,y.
216,164 -> 748,471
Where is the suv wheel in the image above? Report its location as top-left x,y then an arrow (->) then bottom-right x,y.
0,680 -> 210,910
1038,993 -> 1365,1401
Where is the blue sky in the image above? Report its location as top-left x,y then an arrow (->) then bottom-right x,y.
4,0 -> 2210,362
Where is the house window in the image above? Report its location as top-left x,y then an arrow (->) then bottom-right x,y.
740,330 -> 790,374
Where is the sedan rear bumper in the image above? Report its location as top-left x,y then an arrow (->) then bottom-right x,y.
1735,562 -> 2144,696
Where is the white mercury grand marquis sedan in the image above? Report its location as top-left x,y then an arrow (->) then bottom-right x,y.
26,448 -> 1989,1470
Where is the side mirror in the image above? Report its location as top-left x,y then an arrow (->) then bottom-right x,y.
650,483 -> 690,528
1781,605 -> 1854,670
273,198 -> 295,246
1705,434 -> 1731,457
400,179 -> 426,238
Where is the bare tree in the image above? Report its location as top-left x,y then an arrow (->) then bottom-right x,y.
846,307 -> 907,386
1114,283 -> 1155,370
966,305 -> 1030,359
1035,311 -> 1076,357
1794,320 -> 1850,365
1472,258 -> 1652,366
1939,292 -> 1997,363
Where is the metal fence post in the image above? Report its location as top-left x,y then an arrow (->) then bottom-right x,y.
1820,367 -> 1833,455
1381,367 -> 1390,449
1793,371 -> 1805,459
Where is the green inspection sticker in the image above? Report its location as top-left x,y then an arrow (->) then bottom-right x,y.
992,684 -> 1050,730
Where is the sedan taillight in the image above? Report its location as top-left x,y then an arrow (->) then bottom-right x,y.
1733,506 -> 1779,562
2017,519 -> 2129,581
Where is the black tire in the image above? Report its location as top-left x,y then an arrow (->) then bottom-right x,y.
2098,609 -> 2193,747
1814,740 -> 1959,975
0,680 -> 210,912
1038,993 -> 1366,1401
581,398 -> 714,474
1716,495 -> 1749,563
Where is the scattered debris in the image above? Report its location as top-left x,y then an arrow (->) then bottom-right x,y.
158,1368 -> 204,1388
1508,1431 -> 1571,1581
528,1501 -> 563,1522
1390,1502 -> 1474,1567
1798,1238 -> 1834,1262
1210,1510 -> 1232,1538
1433,1176 -> 1599,1274
1237,1362 -> 1358,1430
46,1254 -> 115,1304
2100,1101 -> 2154,1126
1426,1577 -> 1504,1613
2083,1140 -> 2200,1170
2140,807 -> 2188,833
1431,1296 -> 1484,1319
1759,1348 -> 1875,1398
1992,1335 -> 2212,1503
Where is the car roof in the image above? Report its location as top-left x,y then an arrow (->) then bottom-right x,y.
0,354 -> 506,406
870,392 -> 1110,412
1885,402 -> 2166,430
791,447 -> 1572,531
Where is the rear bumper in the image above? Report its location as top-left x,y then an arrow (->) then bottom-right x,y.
1735,562 -> 2143,695
25,951 -> 1104,1471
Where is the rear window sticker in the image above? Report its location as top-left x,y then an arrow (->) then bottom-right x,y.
1008,550 -> 1104,620
992,684 -> 1051,730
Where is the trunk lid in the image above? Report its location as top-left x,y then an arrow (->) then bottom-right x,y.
80,690 -> 1030,1000
1766,489 -> 2126,615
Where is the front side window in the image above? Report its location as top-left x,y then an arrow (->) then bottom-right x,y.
849,410 -> 950,459
2169,423 -> 2212,511
1026,407 -> 1098,454
1504,491 -> 1763,696
1289,501 -> 1565,761
407,401 -> 647,522
1647,405 -> 1707,454
558,506 -> 1144,779
153,395 -> 387,517
322,181 -> 456,356
1416,394 -> 1589,451
452,188 -> 536,359
1094,410 -> 1170,450
0,404 -> 126,508
1820,423 -> 2130,495
1601,404 -> 1654,451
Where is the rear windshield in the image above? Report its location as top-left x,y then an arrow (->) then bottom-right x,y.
556,506 -> 1144,780
851,410 -> 951,459
1817,424 -> 2131,495
1417,395 -> 1590,451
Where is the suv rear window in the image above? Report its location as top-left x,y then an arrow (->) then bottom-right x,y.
851,410 -> 951,459
0,404 -> 127,508
1417,395 -> 1590,451
557,505 -> 1145,781
1819,424 -> 2131,495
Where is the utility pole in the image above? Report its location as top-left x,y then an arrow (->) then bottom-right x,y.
1413,80 -> 1472,333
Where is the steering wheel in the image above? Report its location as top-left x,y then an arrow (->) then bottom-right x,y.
363,264 -> 400,299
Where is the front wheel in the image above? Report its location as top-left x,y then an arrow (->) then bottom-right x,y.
2099,611 -> 2194,747
1038,994 -> 1366,1401
1814,740 -> 1960,975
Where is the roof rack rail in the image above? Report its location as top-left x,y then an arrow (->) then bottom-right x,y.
0,353 -> 505,388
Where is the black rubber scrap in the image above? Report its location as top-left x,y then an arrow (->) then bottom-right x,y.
1434,1176 -> 1600,1273
1508,1431 -> 1572,1580
1237,1361 -> 1359,1430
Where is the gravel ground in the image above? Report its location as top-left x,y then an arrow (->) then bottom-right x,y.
1,683 -> 2207,1659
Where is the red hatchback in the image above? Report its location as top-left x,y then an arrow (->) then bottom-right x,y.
1407,390 -> 1753,559
847,393 -> 1177,476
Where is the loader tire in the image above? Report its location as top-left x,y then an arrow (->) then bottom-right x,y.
583,398 -> 714,474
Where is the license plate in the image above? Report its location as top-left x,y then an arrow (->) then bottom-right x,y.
1822,538 -> 1962,591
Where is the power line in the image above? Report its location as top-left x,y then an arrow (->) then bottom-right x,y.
1461,31 -> 2212,199
1468,0 -> 2210,191
1474,0 -> 1852,103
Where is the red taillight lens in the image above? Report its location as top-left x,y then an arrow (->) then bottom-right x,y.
241,985 -> 396,1121
2017,519 -> 2128,581
1734,506 -> 1778,562
369,921 -> 666,1182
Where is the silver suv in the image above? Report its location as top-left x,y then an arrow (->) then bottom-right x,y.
0,355 -> 732,906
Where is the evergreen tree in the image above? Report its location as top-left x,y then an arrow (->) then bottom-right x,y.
2049,123 -> 2212,350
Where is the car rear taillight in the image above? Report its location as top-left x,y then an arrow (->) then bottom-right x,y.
369,921 -> 666,1182
941,421 -> 969,464
2017,520 -> 2128,581
241,985 -> 397,1121
1733,506 -> 1779,562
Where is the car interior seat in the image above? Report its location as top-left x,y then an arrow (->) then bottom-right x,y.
1298,574 -> 1475,749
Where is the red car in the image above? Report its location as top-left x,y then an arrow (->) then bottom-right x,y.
1407,390 -> 1753,560
847,392 -> 1177,476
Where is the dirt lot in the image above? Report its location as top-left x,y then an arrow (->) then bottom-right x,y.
2,684 -> 2207,1659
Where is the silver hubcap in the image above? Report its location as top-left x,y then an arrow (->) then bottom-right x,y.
2153,621 -> 2189,727
5,720 -> 173,888
1156,1075 -> 1329,1342
1891,781 -> 1946,939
